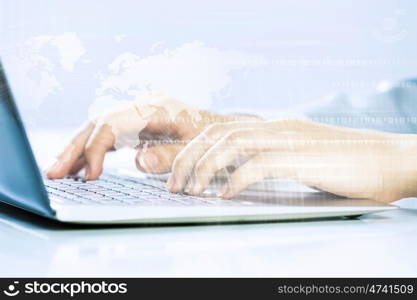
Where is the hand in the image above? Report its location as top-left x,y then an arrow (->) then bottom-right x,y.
167,119 -> 417,202
46,92 -> 257,180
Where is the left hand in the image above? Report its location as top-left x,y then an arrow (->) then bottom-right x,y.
167,119 -> 417,202
46,93 -> 257,180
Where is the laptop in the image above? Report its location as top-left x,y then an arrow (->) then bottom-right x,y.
0,61 -> 396,224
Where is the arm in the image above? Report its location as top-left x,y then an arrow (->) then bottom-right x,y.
46,92 -> 258,179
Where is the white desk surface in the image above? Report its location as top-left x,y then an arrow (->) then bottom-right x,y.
0,130 -> 416,277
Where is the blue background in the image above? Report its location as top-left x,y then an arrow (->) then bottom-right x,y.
1,0 -> 416,129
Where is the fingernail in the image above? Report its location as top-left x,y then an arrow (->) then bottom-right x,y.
84,167 -> 91,180
141,152 -> 159,170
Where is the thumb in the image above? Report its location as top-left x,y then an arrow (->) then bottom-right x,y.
135,143 -> 183,174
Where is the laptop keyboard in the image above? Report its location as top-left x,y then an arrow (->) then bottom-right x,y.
45,173 -> 246,206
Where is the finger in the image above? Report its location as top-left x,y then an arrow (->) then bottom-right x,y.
185,127 -> 311,195
219,152 -> 294,199
219,149 -> 333,199
84,124 -> 115,180
184,128 -> 275,195
68,156 -> 87,175
168,122 -> 270,193
168,124 -> 225,192
46,122 -> 95,179
135,143 -> 184,174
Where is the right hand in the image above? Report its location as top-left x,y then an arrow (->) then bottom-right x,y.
46,93 -> 253,180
